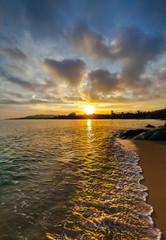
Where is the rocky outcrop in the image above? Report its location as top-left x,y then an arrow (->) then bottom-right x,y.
145,124 -> 155,128
133,129 -> 157,140
149,130 -> 166,140
119,123 -> 166,141
119,129 -> 148,139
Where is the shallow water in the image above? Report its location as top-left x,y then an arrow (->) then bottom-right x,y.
0,119 -> 163,239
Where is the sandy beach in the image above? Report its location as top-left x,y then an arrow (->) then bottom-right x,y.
119,139 -> 166,239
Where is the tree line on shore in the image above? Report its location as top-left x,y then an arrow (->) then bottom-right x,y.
11,108 -> 166,120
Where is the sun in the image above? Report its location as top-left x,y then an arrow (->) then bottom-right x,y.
84,105 -> 95,114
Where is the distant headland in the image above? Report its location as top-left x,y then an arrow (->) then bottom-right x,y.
9,108 -> 166,120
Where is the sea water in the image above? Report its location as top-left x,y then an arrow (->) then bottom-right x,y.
0,119 -> 163,240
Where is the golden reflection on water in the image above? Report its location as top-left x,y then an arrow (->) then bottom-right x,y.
87,119 -> 93,146
87,119 -> 92,132
1,119 -> 162,239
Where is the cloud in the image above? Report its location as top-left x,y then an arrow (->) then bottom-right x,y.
83,67 -> 165,103
24,0 -> 67,39
0,98 -> 63,105
112,27 -> 165,82
3,91 -> 24,99
0,99 -> 47,105
1,0 -> 166,112
82,68 -> 121,102
0,99 -> 21,105
158,67 -> 166,80
0,47 -> 27,60
87,69 -> 119,93
0,0 -> 69,40
1,71 -> 57,93
43,58 -> 86,86
5,77 -> 35,90
67,25 -> 113,60
69,25 -> 165,73
69,26 -> 165,86
4,76 -> 37,91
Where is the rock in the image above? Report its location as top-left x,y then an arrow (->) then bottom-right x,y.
157,123 -> 166,130
133,130 -> 157,140
119,124 -> 166,141
119,129 -> 147,139
146,124 -> 155,128
149,130 -> 166,140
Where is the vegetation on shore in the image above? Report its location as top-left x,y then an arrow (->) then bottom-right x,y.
9,108 -> 166,120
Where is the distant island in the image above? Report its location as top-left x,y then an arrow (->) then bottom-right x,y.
9,108 -> 166,120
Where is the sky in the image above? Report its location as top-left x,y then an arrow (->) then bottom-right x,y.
0,0 -> 166,118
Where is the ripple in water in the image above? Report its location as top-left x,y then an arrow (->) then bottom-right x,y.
0,119 -> 162,239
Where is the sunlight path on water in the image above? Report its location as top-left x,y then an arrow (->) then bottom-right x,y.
0,119 -> 163,240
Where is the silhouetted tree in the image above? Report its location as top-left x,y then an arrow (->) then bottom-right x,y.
68,112 -> 76,117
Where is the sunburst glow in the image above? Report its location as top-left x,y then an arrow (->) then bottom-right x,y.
84,105 -> 95,114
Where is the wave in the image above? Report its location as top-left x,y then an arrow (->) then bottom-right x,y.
46,137 -> 161,239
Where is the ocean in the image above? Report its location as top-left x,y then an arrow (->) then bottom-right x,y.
0,119 -> 163,240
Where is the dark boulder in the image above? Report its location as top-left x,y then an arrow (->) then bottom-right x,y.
119,129 -> 147,139
157,123 -> 166,130
146,124 -> 155,128
119,123 -> 166,141
149,130 -> 166,141
133,130 -> 157,140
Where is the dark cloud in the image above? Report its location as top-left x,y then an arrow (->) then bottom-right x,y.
69,25 -> 165,59
81,0 -> 166,34
113,27 -> 165,82
0,0 -> 25,29
1,0 -> 166,112
68,26 -> 165,102
69,26 -> 165,84
0,99 -> 45,105
64,96 -> 84,102
158,67 -> 166,81
43,58 -> 86,86
4,91 -> 24,99
0,33 -> 14,46
0,0 -> 70,40
0,47 -> 27,60
2,72 -> 57,93
113,28 -> 165,60
88,69 -> 119,93
83,67 -> 162,102
24,0 -> 68,39
4,76 -> 37,91
0,98 -> 63,105
67,25 -> 113,60
0,99 -> 21,105
83,69 -> 120,102
1,0 -> 166,42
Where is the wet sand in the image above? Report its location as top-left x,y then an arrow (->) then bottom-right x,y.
119,139 -> 166,239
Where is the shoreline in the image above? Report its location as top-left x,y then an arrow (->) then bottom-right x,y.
119,139 -> 166,239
